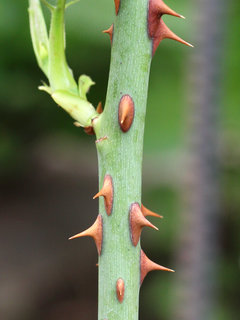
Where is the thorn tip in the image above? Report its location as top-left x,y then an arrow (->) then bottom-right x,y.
141,204 -> 163,219
130,203 -> 158,246
114,0 -> 120,15
69,215 -> 103,255
93,175 -> 114,216
148,0 -> 191,55
103,24 -> 114,44
140,250 -> 175,284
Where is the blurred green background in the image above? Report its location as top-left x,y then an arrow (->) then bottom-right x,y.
0,1 -> 239,319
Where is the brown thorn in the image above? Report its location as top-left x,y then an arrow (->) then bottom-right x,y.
114,0 -> 120,15
152,18 -> 193,55
140,250 -> 175,285
116,278 -> 125,303
93,174 -> 114,216
141,204 -> 163,219
118,95 -> 135,133
69,215 -> 103,255
152,0 -> 185,19
130,203 -> 158,247
96,101 -> 103,114
148,0 -> 184,41
103,24 -> 114,44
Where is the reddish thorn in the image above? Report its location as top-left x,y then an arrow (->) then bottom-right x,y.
118,95 -> 135,132
116,278 -> 125,303
93,174 -> 114,216
140,250 -> 175,285
148,0 -> 185,40
130,203 -> 158,247
96,101 -> 103,114
103,24 -> 114,44
152,0 -> 185,19
141,204 -> 163,219
114,0 -> 120,15
152,19 -> 193,55
69,215 -> 103,255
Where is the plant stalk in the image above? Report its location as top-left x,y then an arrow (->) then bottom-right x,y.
29,0 -> 188,318
48,0 -> 78,93
94,1 -> 152,319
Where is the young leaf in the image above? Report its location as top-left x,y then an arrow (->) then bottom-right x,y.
51,90 -> 98,126
28,0 -> 49,77
78,75 -> 95,100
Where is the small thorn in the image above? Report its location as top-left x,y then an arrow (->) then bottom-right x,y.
180,14 -> 186,19
69,215 -> 103,255
141,204 -> 163,219
140,250 -> 175,284
114,0 -> 120,15
96,101 -> 103,114
148,0 -> 185,41
160,18 -> 193,46
152,19 -> 193,55
153,0 -> 185,19
130,203 -> 158,246
116,278 -> 125,303
93,175 -> 114,216
103,24 -> 114,44
118,95 -> 135,132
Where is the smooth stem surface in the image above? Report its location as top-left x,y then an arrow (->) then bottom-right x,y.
49,0 -> 78,93
94,1 -> 152,319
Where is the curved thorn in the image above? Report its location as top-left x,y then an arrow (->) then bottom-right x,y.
103,24 -> 114,44
140,250 -> 175,284
152,19 -> 193,55
114,0 -> 120,15
93,175 -> 114,216
160,19 -> 193,47
141,204 -> 163,219
130,203 -> 158,246
69,215 -> 103,255
153,0 -> 185,19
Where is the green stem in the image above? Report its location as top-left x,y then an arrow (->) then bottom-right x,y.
94,1 -> 152,319
65,0 -> 81,9
48,0 -> 78,93
41,0 -> 54,11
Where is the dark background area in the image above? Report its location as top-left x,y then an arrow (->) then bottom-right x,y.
0,1 -> 239,319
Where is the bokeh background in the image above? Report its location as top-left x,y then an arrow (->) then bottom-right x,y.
0,0 -> 239,319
